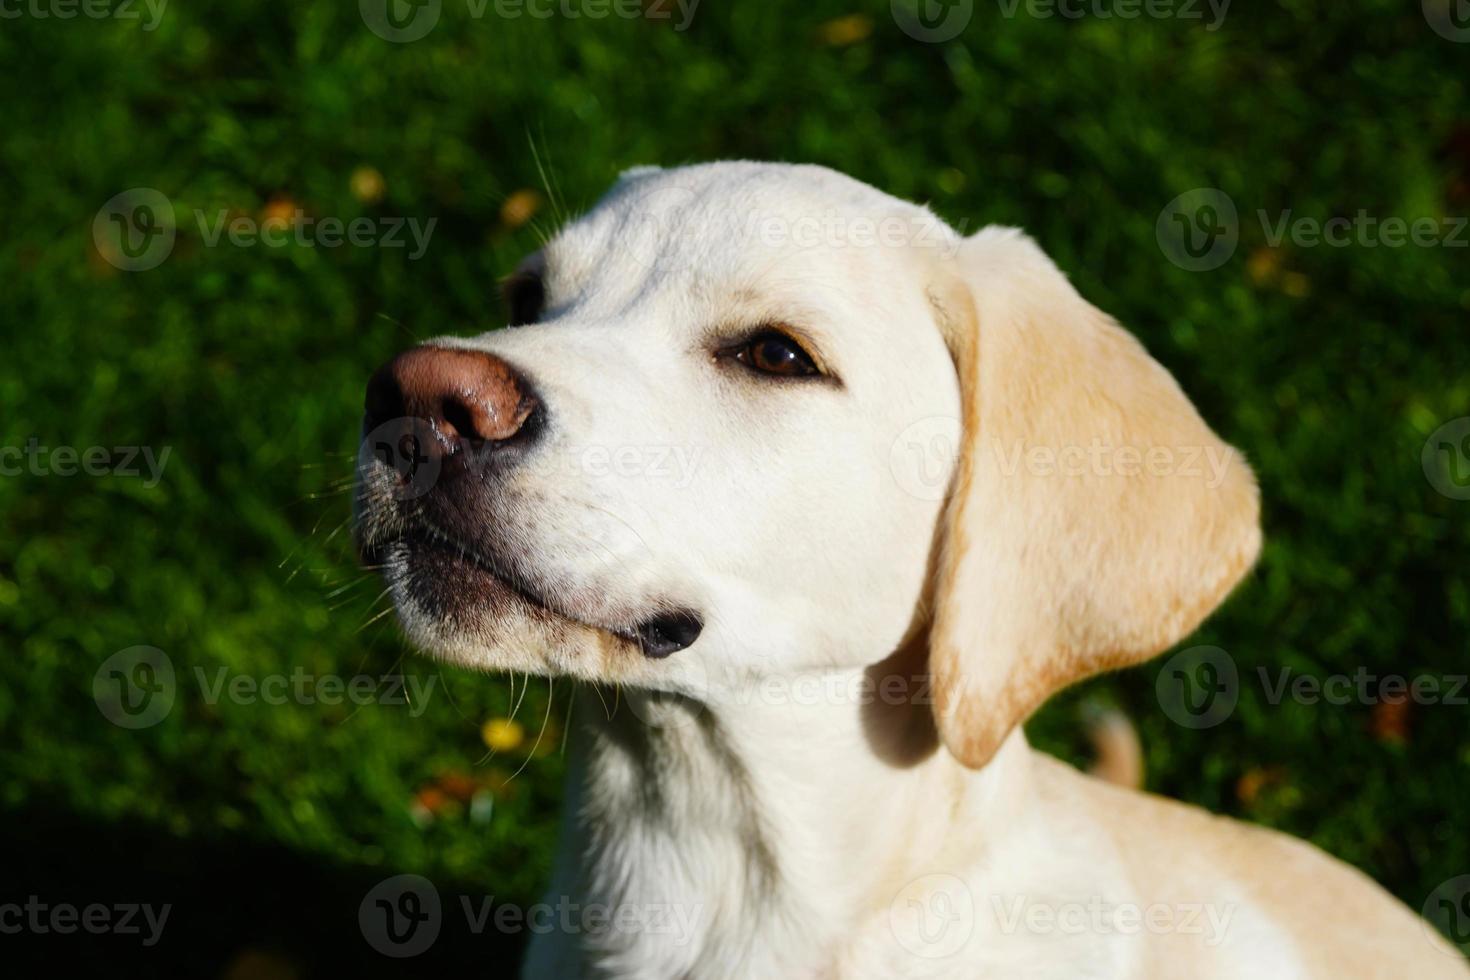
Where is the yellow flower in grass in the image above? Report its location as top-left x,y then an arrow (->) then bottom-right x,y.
817,13 -> 873,46
350,165 -> 386,205
500,190 -> 542,230
482,717 -> 525,752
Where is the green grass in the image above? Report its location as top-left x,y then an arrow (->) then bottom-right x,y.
2,0 -> 1468,974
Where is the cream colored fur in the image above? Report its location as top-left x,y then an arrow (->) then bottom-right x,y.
928,228 -> 1262,768
363,162 -> 1467,979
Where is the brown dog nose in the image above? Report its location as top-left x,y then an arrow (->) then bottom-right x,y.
364,346 -> 543,459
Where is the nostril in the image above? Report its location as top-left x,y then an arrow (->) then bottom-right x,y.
440,396 -> 478,447
515,397 -> 548,446
362,345 -> 546,456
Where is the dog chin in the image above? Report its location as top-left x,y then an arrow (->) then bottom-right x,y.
376,535 -> 646,681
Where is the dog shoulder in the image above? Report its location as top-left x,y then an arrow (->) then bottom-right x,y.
1032,754 -> 1470,979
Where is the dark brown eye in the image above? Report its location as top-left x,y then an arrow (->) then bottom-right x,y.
502,270 -> 545,327
731,330 -> 819,378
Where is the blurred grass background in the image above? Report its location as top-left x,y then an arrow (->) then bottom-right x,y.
2,0 -> 1468,975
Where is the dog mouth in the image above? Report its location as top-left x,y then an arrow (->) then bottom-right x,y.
362,520 -> 703,660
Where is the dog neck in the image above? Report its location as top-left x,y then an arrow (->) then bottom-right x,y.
539,661 -> 1035,977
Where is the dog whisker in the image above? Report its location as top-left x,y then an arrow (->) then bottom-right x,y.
588,680 -> 613,722
527,127 -> 567,231
496,676 -> 554,791
323,575 -> 370,601
355,604 -> 398,634
505,671 -> 524,726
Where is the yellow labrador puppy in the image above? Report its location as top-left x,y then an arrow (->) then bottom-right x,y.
355,162 -> 1467,979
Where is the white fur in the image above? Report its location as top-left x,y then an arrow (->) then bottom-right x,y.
364,163 -> 1468,979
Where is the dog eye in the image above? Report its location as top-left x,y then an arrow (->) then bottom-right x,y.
729,330 -> 820,378
502,270 -> 545,327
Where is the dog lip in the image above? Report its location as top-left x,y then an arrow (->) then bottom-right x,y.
389,520 -> 588,621
369,520 -> 682,654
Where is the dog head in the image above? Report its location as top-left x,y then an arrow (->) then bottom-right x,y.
355,162 -> 1259,767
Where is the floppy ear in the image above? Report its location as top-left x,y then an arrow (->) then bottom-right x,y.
927,228 -> 1261,769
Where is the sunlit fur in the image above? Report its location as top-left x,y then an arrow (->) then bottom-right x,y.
357,163 -> 1468,980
